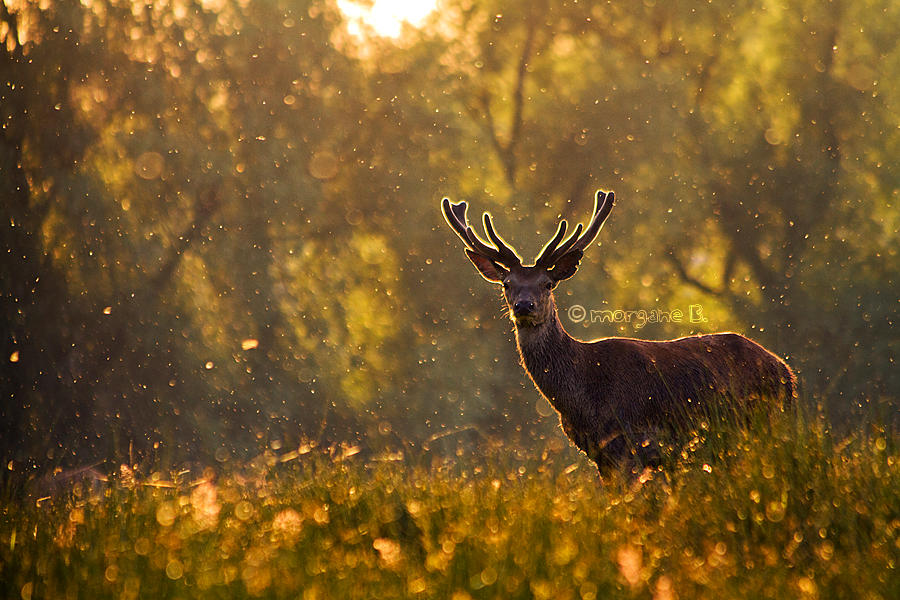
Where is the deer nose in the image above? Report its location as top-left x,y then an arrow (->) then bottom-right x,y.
513,300 -> 535,316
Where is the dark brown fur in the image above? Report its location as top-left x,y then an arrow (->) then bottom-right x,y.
515,296 -> 796,471
442,191 -> 796,472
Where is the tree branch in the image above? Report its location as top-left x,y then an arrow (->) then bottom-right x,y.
477,90 -> 510,179
475,14 -> 538,189
721,247 -> 737,291
151,186 -> 221,290
665,246 -> 723,297
508,17 -> 535,162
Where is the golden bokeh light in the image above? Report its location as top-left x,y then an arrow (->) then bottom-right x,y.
338,0 -> 437,38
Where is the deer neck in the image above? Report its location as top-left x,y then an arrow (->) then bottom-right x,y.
514,296 -> 581,413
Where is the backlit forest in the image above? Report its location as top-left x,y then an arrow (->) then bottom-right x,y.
2,0 -> 897,470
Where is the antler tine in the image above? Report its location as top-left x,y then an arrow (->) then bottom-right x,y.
442,200 -> 495,257
464,225 -> 505,260
544,222 -> 583,264
483,212 -> 521,266
536,191 -> 615,268
441,198 -> 491,255
442,198 -> 471,243
536,221 -> 587,268
533,219 -> 568,267
441,197 -> 521,267
569,190 -> 614,253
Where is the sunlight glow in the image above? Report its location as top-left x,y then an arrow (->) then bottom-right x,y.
338,0 -> 437,38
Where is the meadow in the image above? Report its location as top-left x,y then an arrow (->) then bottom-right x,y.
2,414 -> 897,600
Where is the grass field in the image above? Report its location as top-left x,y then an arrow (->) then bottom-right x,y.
1,415 -> 897,600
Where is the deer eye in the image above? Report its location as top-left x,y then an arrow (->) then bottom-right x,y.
502,281 -> 510,290
545,282 -> 554,290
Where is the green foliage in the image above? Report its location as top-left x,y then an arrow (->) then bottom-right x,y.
1,417 -> 897,599
0,0 -> 897,467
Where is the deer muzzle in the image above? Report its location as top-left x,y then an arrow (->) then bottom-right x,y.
513,300 -> 536,317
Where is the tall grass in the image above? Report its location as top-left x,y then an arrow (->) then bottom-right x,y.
1,413 -> 897,600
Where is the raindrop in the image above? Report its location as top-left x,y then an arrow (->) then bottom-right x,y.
764,128 -> 783,146
309,151 -> 339,180
165,560 -> 184,580
134,151 -> 164,180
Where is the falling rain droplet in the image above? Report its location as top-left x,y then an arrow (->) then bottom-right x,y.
134,151 -> 165,180
309,151 -> 339,180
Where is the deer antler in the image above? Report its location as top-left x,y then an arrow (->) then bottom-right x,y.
441,198 -> 522,268
534,190 -> 615,268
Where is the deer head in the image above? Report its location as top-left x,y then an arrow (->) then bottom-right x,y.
442,190 -> 615,327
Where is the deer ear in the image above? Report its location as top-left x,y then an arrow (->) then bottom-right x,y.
465,249 -> 508,282
548,250 -> 584,282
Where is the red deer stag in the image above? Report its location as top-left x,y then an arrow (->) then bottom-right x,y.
441,190 -> 796,473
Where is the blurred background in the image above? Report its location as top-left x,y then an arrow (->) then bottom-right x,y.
1,0 -> 896,471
